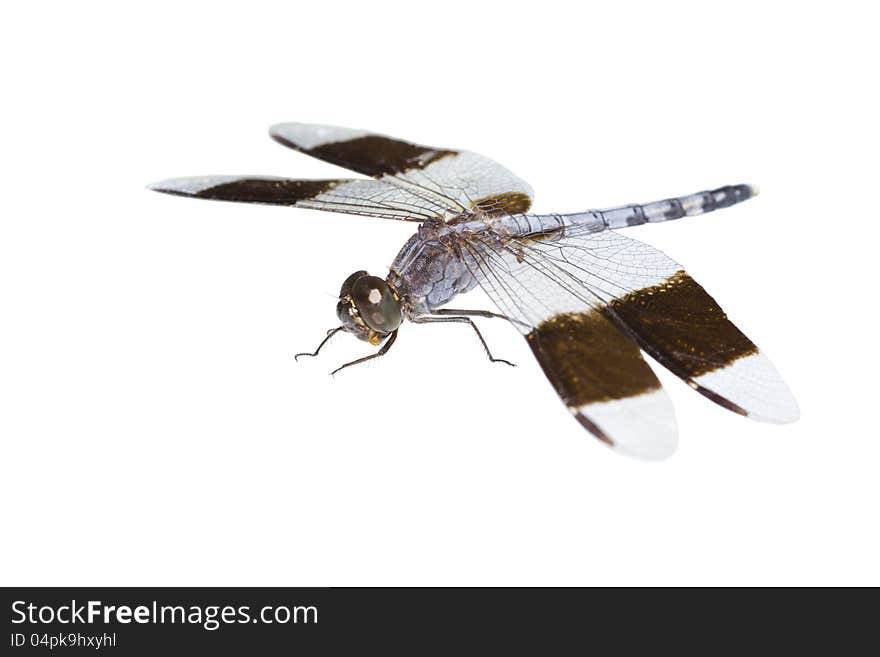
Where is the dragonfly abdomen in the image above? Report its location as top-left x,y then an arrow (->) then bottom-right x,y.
586,184 -> 759,229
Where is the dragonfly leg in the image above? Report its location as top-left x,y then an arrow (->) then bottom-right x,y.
330,329 -> 398,376
429,308 -> 530,330
294,326 -> 344,361
412,315 -> 515,367
429,308 -> 511,320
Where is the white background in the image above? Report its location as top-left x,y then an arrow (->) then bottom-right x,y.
2,1 -> 877,586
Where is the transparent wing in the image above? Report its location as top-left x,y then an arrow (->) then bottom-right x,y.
459,232 -> 678,460
269,122 -> 534,218
147,175 -> 449,222
485,226 -> 799,424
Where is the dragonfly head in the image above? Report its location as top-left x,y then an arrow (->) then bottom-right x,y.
336,271 -> 403,344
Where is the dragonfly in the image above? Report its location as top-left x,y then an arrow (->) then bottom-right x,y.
149,122 -> 799,460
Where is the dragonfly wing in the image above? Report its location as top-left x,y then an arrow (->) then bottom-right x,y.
460,232 -> 678,460
269,122 -> 534,218
148,175 -> 447,221
492,226 -> 799,423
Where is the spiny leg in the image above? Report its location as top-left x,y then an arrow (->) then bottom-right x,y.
430,308 -> 511,320
412,315 -> 515,367
295,327 -> 344,361
430,308 -> 531,330
330,329 -> 398,376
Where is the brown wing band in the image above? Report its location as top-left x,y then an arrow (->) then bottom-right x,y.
185,179 -> 341,204
472,192 -> 533,217
603,270 -> 759,379
525,310 -> 661,408
273,133 -> 457,177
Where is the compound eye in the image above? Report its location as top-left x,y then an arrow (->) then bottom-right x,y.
339,270 -> 369,297
336,299 -> 352,325
351,276 -> 402,333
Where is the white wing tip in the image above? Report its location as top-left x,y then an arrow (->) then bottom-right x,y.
268,122 -> 370,149
748,387 -> 800,424
693,352 -> 800,424
146,176 -> 191,193
146,178 -> 174,191
268,121 -> 300,136
574,388 -> 679,461
147,175 -> 240,195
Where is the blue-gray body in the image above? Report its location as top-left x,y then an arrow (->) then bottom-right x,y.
388,184 -> 754,316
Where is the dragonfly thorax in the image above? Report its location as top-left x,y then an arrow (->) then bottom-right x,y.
336,271 -> 403,344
